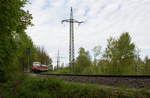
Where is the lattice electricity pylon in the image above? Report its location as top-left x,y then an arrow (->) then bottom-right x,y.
56,49 -> 66,69
61,7 -> 83,72
56,49 -> 60,69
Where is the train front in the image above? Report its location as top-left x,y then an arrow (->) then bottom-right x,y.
32,62 -> 41,72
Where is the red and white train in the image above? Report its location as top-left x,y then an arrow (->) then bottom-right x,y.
32,62 -> 48,72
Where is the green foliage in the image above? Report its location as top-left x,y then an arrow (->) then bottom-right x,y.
54,32 -> 150,75
143,56 -> 150,74
81,66 -> 99,74
74,47 -> 92,73
102,32 -> 136,74
0,0 -> 32,34
0,0 -> 32,82
1,76 -> 150,98
35,46 -> 52,65
16,32 -> 37,71
0,0 -> 52,82
92,45 -> 101,66
52,67 -> 70,74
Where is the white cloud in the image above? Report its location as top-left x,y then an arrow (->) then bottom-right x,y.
25,0 -> 150,65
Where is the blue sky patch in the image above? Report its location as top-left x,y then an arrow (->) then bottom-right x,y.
41,0 -> 52,10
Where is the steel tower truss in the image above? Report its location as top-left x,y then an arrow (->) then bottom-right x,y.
61,7 -> 83,72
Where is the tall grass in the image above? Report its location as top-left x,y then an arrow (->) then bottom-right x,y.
1,75 -> 150,98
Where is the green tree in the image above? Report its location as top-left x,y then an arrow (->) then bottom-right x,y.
97,59 -> 109,74
16,32 -> 37,71
36,46 -> 52,65
103,32 -> 136,74
92,45 -> 101,66
102,37 -> 117,74
132,49 -> 144,75
75,47 -> 92,73
143,56 -> 150,74
0,0 -> 32,82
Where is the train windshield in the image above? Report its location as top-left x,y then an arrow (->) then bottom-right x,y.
33,62 -> 40,67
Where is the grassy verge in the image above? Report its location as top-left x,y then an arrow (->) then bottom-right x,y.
1,75 -> 150,98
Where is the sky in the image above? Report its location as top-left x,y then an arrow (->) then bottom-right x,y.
25,0 -> 150,66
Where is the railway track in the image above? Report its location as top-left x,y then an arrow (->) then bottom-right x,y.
26,72 -> 150,89
39,73 -> 150,78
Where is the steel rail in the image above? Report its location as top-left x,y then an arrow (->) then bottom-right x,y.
38,73 -> 150,78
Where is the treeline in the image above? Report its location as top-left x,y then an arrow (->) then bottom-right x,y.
36,46 -> 52,65
58,32 -> 150,75
0,0 -> 52,82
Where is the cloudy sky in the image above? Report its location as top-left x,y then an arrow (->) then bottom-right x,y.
25,0 -> 150,65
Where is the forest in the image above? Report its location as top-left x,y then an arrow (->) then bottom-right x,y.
0,0 -> 52,82
56,32 -> 150,75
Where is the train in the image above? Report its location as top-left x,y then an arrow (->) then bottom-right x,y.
32,62 -> 48,72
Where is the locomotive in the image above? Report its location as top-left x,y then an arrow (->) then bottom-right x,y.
32,62 -> 48,72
